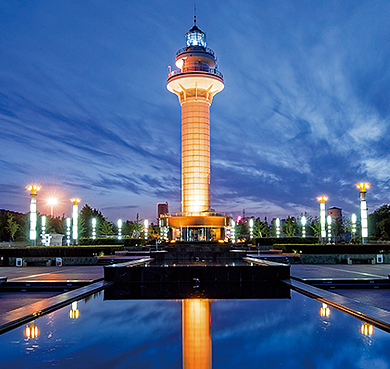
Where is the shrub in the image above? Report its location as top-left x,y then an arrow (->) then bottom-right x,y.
78,238 -> 123,245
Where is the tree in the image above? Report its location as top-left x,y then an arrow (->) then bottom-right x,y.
369,205 -> 390,240
331,217 -> 345,242
99,220 -> 114,236
79,204 -> 105,238
253,217 -> 271,237
308,216 -> 320,237
283,216 -> 298,237
124,213 -> 144,238
235,219 -> 249,239
5,213 -> 20,241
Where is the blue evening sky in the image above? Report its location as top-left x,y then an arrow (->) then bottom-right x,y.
1,0 -> 389,222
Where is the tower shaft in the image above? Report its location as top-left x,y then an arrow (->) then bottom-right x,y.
181,90 -> 211,213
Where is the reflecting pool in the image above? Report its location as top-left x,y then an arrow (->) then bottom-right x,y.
1,290 -> 390,368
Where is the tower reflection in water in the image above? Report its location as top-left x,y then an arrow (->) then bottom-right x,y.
182,299 -> 211,369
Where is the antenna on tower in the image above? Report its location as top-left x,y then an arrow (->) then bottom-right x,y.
194,4 -> 196,25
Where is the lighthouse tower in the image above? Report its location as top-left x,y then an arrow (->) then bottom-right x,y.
167,21 -> 224,213
161,20 -> 231,242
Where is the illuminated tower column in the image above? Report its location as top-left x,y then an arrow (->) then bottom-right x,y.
182,299 -> 211,369
167,22 -> 224,214
317,196 -> 328,243
70,198 -> 81,243
356,183 -> 370,244
26,185 -> 41,246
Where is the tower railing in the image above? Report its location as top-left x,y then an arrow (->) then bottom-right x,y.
162,211 -> 232,218
176,46 -> 216,57
168,68 -> 223,79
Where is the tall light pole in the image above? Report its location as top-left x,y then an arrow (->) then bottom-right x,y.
48,198 -> 58,218
301,216 -> 306,238
356,183 -> 370,244
317,196 -> 328,244
26,185 -> 41,246
70,198 -> 81,244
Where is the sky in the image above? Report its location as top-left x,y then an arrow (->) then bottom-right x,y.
1,0 -> 389,223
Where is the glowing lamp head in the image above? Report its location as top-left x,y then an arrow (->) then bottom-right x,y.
26,185 -> 41,195
351,213 -> 357,223
70,198 -> 81,205
249,218 -> 254,228
118,219 -> 122,228
327,215 -> 332,224
316,196 -> 328,203
356,183 -> 370,192
48,198 -> 58,206
92,218 -> 96,226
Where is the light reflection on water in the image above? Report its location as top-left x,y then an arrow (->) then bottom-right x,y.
0,290 -> 389,368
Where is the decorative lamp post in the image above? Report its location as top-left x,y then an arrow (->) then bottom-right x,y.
70,198 -> 81,243
249,218 -> 254,239
66,218 -> 71,246
231,220 -> 236,243
92,218 -> 97,240
41,216 -> 46,245
26,185 -> 41,246
356,183 -> 370,244
144,219 -> 148,240
275,218 -> 280,238
351,213 -> 357,239
118,219 -> 122,240
327,215 -> 332,243
47,198 -> 58,218
301,216 -> 307,238
317,196 -> 328,244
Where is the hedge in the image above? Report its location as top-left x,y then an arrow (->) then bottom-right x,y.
253,237 -> 319,246
78,238 -> 124,245
123,238 -> 147,247
0,246 -> 124,257
273,244 -> 390,254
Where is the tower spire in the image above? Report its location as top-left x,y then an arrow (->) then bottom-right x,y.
194,4 -> 196,25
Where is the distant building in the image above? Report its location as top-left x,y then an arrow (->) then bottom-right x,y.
157,202 -> 169,218
328,207 -> 342,220
42,233 -> 64,246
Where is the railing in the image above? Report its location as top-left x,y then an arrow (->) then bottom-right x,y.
168,68 -> 223,79
162,212 -> 232,218
176,46 -> 216,58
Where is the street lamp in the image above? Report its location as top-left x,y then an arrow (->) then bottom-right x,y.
47,198 -> 58,218
118,219 -> 122,240
351,213 -> 357,239
249,218 -> 254,239
70,198 -> 81,243
144,219 -> 148,240
26,185 -> 41,246
275,218 -> 280,238
41,216 -> 46,245
92,218 -> 97,240
301,216 -> 307,238
356,183 -> 370,244
317,196 -> 328,244
66,218 -> 71,246
327,215 -> 332,243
